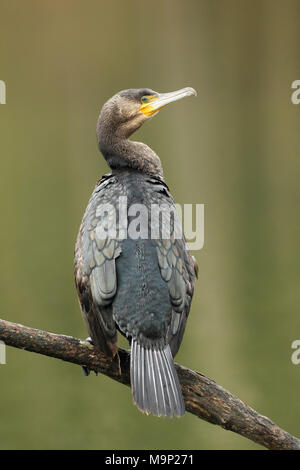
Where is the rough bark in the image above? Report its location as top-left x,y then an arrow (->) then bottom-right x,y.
0,318 -> 299,450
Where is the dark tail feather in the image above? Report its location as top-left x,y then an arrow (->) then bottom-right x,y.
130,339 -> 185,417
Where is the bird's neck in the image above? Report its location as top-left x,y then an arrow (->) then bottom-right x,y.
98,132 -> 164,180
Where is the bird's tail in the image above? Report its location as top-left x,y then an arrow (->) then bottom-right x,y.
130,338 -> 185,417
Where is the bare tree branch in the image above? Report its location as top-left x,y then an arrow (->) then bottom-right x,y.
0,317 -> 299,450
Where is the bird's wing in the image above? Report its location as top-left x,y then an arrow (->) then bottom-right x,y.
74,174 -> 124,357
146,177 -> 197,357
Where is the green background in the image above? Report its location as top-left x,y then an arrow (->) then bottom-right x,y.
0,0 -> 300,450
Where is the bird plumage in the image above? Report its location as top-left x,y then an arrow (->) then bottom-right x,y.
74,88 -> 197,417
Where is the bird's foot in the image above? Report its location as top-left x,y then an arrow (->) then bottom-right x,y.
81,337 -> 98,377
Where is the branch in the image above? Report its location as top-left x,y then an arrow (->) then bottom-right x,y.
0,318 -> 298,450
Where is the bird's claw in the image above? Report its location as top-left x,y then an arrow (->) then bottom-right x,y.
81,337 -> 98,377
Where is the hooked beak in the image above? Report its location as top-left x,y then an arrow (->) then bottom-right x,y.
140,87 -> 197,117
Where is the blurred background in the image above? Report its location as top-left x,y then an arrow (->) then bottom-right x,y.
0,0 -> 300,450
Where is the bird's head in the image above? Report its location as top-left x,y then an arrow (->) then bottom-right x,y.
96,87 -> 197,177
97,87 -> 197,140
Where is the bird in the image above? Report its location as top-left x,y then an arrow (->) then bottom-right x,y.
74,87 -> 198,417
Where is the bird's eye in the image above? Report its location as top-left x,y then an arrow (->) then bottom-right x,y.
141,96 -> 148,103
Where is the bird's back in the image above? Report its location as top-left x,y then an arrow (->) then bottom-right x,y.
75,169 -> 195,416
112,170 -> 174,346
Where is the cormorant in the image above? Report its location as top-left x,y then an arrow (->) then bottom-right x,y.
74,87 -> 198,417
